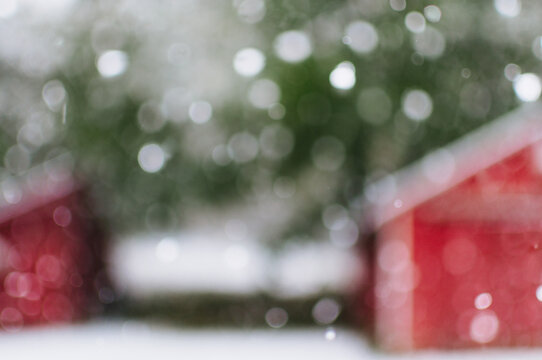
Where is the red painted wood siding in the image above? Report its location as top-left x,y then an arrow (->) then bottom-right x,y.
407,143 -> 542,348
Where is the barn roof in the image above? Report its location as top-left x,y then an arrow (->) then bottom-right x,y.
364,102 -> 542,228
0,153 -> 77,224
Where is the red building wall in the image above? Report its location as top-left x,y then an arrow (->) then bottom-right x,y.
0,189 -> 108,331
376,143 -> 542,349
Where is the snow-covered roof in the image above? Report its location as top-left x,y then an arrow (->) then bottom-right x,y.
0,153 -> 76,224
364,103 -> 542,228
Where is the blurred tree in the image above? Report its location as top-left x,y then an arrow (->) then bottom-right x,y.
0,0 -> 540,244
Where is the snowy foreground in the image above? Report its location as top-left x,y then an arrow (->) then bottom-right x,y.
1,322 -> 542,359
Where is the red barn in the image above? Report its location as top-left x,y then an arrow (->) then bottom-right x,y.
363,104 -> 542,350
0,156 -> 110,332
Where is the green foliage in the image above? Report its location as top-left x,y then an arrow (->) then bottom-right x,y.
0,0 -> 540,240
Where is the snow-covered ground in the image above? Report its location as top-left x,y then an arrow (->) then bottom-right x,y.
1,321 -> 542,359
110,231 -> 363,299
